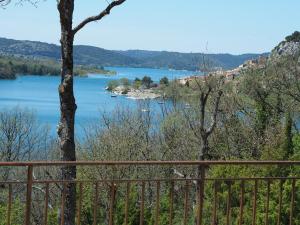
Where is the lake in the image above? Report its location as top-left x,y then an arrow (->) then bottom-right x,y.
0,67 -> 196,136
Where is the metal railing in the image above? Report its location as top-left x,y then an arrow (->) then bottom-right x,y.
0,160 -> 299,225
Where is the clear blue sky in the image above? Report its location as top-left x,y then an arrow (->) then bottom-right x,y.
1,0 -> 300,54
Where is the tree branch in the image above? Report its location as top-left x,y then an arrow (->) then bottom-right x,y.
207,90 -> 223,135
72,0 -> 126,34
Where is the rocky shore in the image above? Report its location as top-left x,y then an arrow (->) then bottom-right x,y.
109,85 -> 161,99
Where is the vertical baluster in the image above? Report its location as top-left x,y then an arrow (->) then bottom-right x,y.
184,180 -> 190,225
155,181 -> 160,225
44,183 -> 49,225
140,182 -> 145,225
6,184 -> 12,225
238,181 -> 245,225
93,182 -> 99,225
196,166 -> 205,225
277,180 -> 283,225
226,181 -> 232,225
60,183 -> 67,225
169,181 -> 174,225
212,181 -> 218,225
289,179 -> 296,225
265,180 -> 271,225
252,180 -> 258,225
76,182 -> 83,225
109,182 -> 116,225
25,165 -> 33,225
125,182 -> 130,225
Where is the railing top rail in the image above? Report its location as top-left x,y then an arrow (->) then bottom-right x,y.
0,160 -> 299,167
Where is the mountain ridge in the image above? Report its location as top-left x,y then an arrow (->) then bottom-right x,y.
0,37 -> 268,71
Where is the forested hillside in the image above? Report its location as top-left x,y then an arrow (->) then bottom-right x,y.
0,55 -> 114,79
0,37 -> 267,71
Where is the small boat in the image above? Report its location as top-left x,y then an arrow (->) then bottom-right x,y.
111,94 -> 117,98
141,109 -> 150,112
158,101 -> 165,104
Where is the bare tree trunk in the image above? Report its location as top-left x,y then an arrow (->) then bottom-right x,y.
57,1 -> 76,224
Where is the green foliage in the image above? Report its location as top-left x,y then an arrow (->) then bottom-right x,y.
133,78 -> 142,89
0,55 -> 114,79
107,80 -> 120,91
159,76 -> 169,86
291,134 -> 300,160
285,31 -> 300,42
120,78 -> 131,87
0,55 -> 61,78
254,102 -> 269,137
0,198 -> 23,225
141,76 -> 153,88
282,112 -> 294,158
114,185 -> 140,225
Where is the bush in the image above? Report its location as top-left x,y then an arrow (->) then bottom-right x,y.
120,77 -> 131,87
285,31 -> 300,42
107,80 -> 119,91
142,76 -> 153,88
159,76 -> 169,86
133,78 -> 142,89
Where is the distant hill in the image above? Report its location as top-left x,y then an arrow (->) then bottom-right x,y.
0,37 -> 268,71
0,54 -> 115,80
117,50 -> 268,70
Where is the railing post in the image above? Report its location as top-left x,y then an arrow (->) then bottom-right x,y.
226,181 -> 232,225
93,182 -> 99,225
24,165 -> 33,225
109,182 -> 116,225
44,183 -> 49,225
155,181 -> 160,225
289,179 -> 296,225
196,165 -> 205,225
169,181 -> 174,225
6,184 -> 12,225
277,180 -> 283,225
125,182 -> 130,225
238,181 -> 245,225
140,181 -> 145,225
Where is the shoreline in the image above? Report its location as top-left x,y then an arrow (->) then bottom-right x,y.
110,87 -> 161,100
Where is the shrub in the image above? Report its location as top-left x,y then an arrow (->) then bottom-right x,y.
120,77 -> 131,87
107,80 -> 120,91
142,76 -> 153,88
285,31 -> 300,42
159,76 -> 169,86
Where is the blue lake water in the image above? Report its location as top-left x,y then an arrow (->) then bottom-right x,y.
0,67 -> 196,136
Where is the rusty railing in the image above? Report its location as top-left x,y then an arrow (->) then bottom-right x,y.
0,161 -> 299,225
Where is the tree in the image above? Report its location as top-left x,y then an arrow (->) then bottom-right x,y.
56,1 -> 127,224
142,76 -> 153,88
120,77 -> 130,87
283,111 -> 293,158
133,77 -> 142,89
107,80 -> 120,91
285,31 -> 300,42
185,76 -> 224,161
159,76 -> 169,86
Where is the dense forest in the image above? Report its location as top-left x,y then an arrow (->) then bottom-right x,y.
0,32 -> 299,224
0,55 -> 115,79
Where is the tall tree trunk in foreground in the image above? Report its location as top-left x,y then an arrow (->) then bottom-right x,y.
57,1 -> 76,224
56,1 -> 126,224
